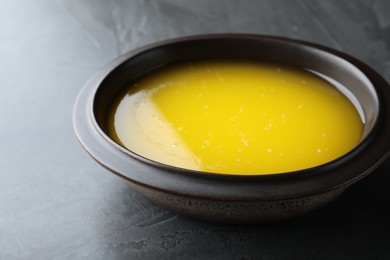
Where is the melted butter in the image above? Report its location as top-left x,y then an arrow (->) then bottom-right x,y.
108,60 -> 363,175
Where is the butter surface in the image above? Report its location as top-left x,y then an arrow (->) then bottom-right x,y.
108,60 -> 363,175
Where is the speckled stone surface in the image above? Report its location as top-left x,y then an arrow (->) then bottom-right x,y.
1,0 -> 390,259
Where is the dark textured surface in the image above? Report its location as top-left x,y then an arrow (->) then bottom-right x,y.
1,0 -> 389,259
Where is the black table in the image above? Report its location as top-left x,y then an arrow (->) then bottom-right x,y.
1,1 -> 390,259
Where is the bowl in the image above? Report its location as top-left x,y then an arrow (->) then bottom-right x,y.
73,34 -> 390,223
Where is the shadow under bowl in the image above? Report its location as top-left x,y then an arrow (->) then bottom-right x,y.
73,34 -> 390,223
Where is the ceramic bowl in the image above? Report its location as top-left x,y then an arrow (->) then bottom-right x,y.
73,34 -> 390,223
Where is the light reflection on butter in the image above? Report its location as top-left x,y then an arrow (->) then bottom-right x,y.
111,90 -> 202,170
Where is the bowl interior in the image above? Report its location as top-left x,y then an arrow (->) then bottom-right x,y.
92,36 -> 379,171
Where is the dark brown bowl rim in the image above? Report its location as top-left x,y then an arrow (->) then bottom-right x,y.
74,34 -> 390,201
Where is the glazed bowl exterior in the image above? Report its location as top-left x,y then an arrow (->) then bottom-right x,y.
73,34 -> 390,223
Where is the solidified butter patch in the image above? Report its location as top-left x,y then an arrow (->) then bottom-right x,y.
108,60 -> 363,175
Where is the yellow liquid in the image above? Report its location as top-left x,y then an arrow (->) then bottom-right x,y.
108,60 -> 363,175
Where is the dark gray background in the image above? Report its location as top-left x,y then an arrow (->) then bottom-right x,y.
1,0 -> 390,259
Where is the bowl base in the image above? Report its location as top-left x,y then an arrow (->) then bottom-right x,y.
126,181 -> 347,224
